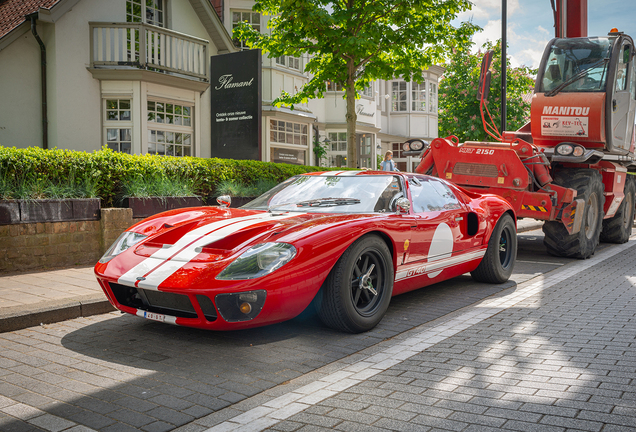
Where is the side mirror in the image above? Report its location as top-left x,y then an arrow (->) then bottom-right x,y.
401,138 -> 429,156
477,50 -> 494,101
396,198 -> 410,215
217,195 -> 231,208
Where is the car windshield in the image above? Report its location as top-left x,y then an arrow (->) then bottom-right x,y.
540,37 -> 613,94
242,174 -> 403,213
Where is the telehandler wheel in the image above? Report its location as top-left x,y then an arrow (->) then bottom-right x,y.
600,175 -> 635,244
543,169 -> 605,259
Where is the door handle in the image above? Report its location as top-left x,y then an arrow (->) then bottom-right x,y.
613,99 -> 617,111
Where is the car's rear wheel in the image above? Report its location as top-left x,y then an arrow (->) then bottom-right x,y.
317,235 -> 394,333
471,213 -> 517,284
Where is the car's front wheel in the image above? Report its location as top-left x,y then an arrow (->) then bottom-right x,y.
317,235 -> 394,333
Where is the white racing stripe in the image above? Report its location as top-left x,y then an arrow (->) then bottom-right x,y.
395,249 -> 486,282
120,212 -> 304,290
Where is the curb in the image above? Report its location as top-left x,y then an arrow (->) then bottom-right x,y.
0,294 -> 115,333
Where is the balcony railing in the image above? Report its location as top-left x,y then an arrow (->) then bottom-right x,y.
90,22 -> 208,81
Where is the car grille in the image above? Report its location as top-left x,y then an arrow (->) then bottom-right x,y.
108,283 -> 217,321
453,162 -> 499,178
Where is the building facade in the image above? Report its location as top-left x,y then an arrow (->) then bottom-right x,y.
0,0 -> 442,171
0,0 -> 236,157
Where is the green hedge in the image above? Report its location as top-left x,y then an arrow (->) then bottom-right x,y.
0,146 -> 345,207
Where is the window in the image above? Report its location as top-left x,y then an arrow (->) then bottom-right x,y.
392,81 -> 407,111
148,130 -> 192,156
232,11 -> 260,50
270,120 -> 308,146
328,132 -> 347,151
412,83 -> 426,111
429,82 -> 438,113
276,56 -> 301,71
147,100 -> 193,157
126,0 -> 164,26
327,81 -> 343,91
106,99 -> 131,121
409,177 -> 462,213
104,99 -> 132,154
107,128 -> 132,154
362,83 -> 373,98
147,101 -> 191,126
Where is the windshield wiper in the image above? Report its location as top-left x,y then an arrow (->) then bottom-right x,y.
545,58 -> 609,97
296,197 -> 361,207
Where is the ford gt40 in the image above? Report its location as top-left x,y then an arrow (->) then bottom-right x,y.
95,171 -> 517,333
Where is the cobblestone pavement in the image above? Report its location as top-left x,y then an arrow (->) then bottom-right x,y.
185,238 -> 636,432
0,231 -> 632,431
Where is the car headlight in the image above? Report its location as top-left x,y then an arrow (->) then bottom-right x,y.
99,232 -> 147,263
216,243 -> 297,280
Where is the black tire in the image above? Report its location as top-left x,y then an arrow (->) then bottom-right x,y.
543,169 -> 605,259
600,175 -> 635,244
317,235 -> 394,333
471,213 -> 517,283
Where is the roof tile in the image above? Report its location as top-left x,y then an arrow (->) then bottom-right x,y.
0,0 -> 61,40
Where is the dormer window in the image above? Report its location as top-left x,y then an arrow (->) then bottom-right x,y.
127,0 -> 165,27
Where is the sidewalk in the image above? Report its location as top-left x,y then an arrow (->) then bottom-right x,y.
183,234 -> 636,432
0,219 -> 545,333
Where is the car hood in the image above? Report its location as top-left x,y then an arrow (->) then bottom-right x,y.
129,207 -> 380,263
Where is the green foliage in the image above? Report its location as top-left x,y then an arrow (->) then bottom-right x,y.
313,135 -> 328,167
216,178 -> 279,197
0,146 -> 343,206
438,40 -> 537,143
234,0 -> 478,167
121,173 -> 197,199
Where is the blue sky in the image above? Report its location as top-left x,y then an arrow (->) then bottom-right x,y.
458,0 -> 636,68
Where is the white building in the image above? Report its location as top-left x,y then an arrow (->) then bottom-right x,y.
0,0 -> 236,158
219,0 -> 443,171
0,0 -> 442,171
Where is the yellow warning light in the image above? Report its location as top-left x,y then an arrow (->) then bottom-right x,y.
610,28 -> 619,33
239,302 -> 252,314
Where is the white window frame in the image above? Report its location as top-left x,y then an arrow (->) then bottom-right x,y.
429,81 -> 438,113
126,0 -> 165,27
412,82 -> 427,111
275,56 -> 301,71
231,10 -> 261,50
103,98 -> 133,154
362,82 -> 374,98
147,99 -> 194,157
391,81 -> 407,112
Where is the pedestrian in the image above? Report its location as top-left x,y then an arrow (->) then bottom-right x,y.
380,150 -> 399,171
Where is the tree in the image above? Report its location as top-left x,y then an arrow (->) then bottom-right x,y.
234,0 -> 477,168
438,40 -> 537,143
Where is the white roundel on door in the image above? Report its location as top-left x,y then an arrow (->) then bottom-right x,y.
427,223 -> 453,278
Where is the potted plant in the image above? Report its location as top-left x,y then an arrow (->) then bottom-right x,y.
122,173 -> 203,218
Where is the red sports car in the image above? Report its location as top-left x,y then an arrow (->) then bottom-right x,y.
95,171 -> 516,333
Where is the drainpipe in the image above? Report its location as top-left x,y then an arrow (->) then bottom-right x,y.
29,13 -> 48,150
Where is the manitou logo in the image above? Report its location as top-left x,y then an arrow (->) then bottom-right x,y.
542,106 -> 590,116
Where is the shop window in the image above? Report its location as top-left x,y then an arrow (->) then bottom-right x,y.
270,120 -> 308,146
328,132 -> 347,151
362,83 -> 373,98
148,130 -> 192,156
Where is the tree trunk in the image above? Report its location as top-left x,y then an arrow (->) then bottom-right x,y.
346,58 -> 357,168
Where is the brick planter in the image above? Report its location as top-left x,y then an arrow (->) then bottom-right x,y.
123,196 -> 204,218
0,198 -> 101,224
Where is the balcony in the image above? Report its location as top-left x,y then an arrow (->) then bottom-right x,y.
89,22 -> 208,86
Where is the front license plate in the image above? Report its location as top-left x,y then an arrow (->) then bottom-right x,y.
144,311 -> 165,322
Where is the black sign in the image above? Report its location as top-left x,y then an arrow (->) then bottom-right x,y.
210,49 -> 262,160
